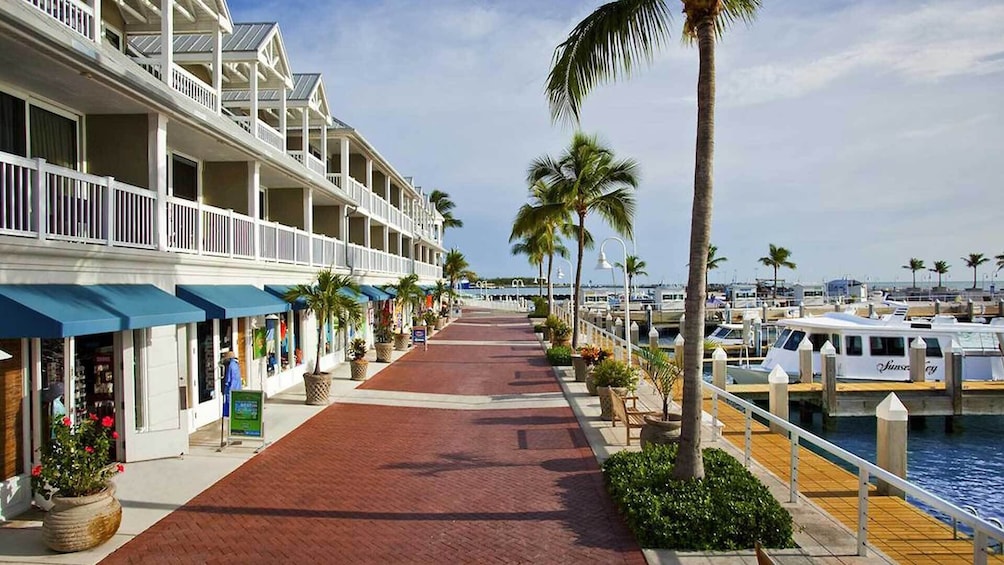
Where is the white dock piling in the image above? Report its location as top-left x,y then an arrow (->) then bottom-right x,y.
798,336 -> 813,384
876,392 -> 908,497
909,337 -> 927,383
768,366 -> 789,434
712,347 -> 727,389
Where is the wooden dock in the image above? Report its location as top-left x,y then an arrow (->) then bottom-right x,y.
726,381 -> 1004,417
704,394 -> 1004,564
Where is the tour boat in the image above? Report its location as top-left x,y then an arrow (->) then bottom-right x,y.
727,306 -> 1004,384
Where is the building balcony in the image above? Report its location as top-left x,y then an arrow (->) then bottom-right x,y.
23,0 -> 97,42
288,150 -> 325,177
231,116 -> 285,154
132,58 -> 219,114
0,151 -> 439,278
326,173 -> 416,234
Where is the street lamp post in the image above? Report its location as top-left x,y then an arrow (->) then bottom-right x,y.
597,237 -> 631,364
557,257 -> 574,305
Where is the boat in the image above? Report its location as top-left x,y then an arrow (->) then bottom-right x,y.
580,290 -> 614,311
654,286 -> 686,311
728,306 -> 1004,384
706,321 -> 780,349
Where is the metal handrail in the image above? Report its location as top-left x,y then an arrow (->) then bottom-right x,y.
704,380 -> 1004,561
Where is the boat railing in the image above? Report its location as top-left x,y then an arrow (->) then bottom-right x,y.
704,381 -> 1004,562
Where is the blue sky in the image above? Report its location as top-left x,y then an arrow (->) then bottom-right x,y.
230,0 -> 1004,287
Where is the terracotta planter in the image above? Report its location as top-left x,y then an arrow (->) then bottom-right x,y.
572,355 -> 587,382
640,413 -> 683,448
393,333 -> 410,351
375,342 -> 393,362
42,484 -> 122,553
303,372 -> 331,405
350,359 -> 368,381
585,373 -> 598,396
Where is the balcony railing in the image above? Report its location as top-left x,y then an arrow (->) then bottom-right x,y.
288,151 -> 325,177
24,0 -> 95,41
414,261 -> 441,279
133,58 -> 218,114
231,117 -> 285,153
0,151 -> 428,276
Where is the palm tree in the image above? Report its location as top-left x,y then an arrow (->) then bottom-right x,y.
512,180 -> 581,315
527,133 -> 638,349
383,274 -> 425,328
963,253 -> 988,289
283,270 -> 360,375
431,280 -> 455,313
902,258 -> 925,289
929,261 -> 950,289
614,255 -> 648,293
443,248 -> 470,289
758,244 -> 796,299
510,234 -> 547,298
996,253 -> 1004,273
546,0 -> 760,480
429,189 -> 462,230
706,244 -> 727,287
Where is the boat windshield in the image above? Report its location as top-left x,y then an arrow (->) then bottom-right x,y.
773,329 -> 792,349
955,332 -> 1001,351
783,330 -> 806,351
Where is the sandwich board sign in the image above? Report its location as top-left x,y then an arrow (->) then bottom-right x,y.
413,327 -> 428,351
225,389 -> 268,452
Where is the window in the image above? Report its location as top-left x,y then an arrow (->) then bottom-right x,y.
783,330 -> 805,351
870,336 -> 905,357
830,334 -> 841,354
808,333 -> 830,351
773,329 -> 791,349
846,335 -> 863,356
909,337 -> 943,358
170,154 -> 198,201
0,91 -> 26,157
104,26 -> 123,51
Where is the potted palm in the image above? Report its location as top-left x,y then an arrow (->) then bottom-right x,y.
551,321 -> 572,348
592,358 -> 639,421
32,414 -> 124,552
383,274 -> 423,350
636,345 -> 684,447
431,280 -> 453,329
349,337 -> 369,381
423,310 -> 438,335
374,310 -> 394,362
284,270 -> 361,405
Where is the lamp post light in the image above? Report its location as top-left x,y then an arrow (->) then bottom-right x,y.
597,237 -> 631,364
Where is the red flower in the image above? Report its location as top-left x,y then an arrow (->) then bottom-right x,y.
112,431 -> 119,439
117,464 -> 125,473
62,417 -> 71,426
88,413 -> 98,422
31,465 -> 42,477
85,446 -> 94,453
101,416 -> 114,428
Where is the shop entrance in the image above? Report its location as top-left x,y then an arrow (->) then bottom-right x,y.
191,321 -> 220,430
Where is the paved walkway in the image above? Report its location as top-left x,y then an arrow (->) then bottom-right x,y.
99,311 -> 644,564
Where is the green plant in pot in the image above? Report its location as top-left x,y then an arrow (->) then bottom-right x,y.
592,358 -> 639,421
575,344 -> 612,383
423,310 -> 438,333
374,310 -> 394,363
542,314 -> 562,341
551,321 -> 572,347
637,345 -> 684,447
349,337 -> 369,381
383,274 -> 424,350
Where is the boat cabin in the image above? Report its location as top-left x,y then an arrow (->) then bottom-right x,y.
726,284 -> 758,308
793,283 -> 826,306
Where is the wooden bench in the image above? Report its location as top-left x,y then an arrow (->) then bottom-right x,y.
609,387 -> 658,446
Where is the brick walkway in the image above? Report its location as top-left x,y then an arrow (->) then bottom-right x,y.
101,310 -> 644,564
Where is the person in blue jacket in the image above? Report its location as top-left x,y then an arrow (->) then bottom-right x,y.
221,350 -> 242,417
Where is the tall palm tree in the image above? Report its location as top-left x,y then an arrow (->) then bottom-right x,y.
963,253 -> 988,290
758,244 -> 796,299
429,189 -> 462,230
614,255 -> 648,293
996,253 -> 1004,273
443,248 -> 470,289
706,244 -> 727,286
383,274 -> 425,328
546,0 -> 760,480
283,270 -> 360,375
902,258 -> 925,289
510,234 -> 547,298
929,260 -> 950,289
527,133 -> 638,349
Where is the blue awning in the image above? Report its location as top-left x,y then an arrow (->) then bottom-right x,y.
359,285 -> 392,301
176,285 -> 290,319
263,285 -> 307,311
381,286 -> 398,298
0,284 -> 206,338
338,288 -> 369,304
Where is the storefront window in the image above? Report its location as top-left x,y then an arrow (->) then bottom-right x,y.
40,338 -> 65,442
196,322 -> 215,403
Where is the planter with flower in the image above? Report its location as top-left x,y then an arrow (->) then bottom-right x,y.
550,321 -> 572,348
575,344 -> 611,384
636,345 -> 683,447
591,359 -> 639,421
423,310 -> 438,336
374,312 -> 394,362
31,414 -> 124,553
383,274 -> 423,351
349,337 -> 369,381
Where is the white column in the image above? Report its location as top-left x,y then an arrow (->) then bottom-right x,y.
365,158 -> 373,191
301,109 -> 309,160
248,161 -> 260,259
250,62 -> 259,135
340,138 -> 350,184
279,87 -> 287,148
363,216 -> 371,248
212,27 -> 222,114
384,174 -> 391,202
382,226 -> 389,252
304,188 -> 314,233
320,121 -> 328,173
160,0 -> 173,85
396,232 -> 403,257
149,113 -> 168,250
92,0 -> 102,45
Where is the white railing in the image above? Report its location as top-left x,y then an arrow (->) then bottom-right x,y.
132,59 -> 217,113
325,173 -> 342,188
288,151 -> 326,177
704,382 -> 1004,562
346,243 -> 410,275
256,121 -> 285,153
341,176 -> 416,232
25,0 -> 95,41
414,261 -> 441,280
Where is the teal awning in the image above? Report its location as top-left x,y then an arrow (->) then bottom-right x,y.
338,288 -> 369,304
176,285 -> 290,319
0,284 -> 206,338
263,285 -> 307,311
359,285 -> 392,301
381,286 -> 398,298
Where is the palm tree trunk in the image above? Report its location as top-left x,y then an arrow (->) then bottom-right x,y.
973,268 -> 977,289
673,16 -> 716,482
572,213 -> 586,349
773,267 -> 778,299
314,321 -> 324,375
546,252 -> 555,315
538,262 -> 544,298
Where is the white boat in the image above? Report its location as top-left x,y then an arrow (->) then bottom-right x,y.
581,290 -> 614,311
655,286 -> 686,311
728,307 -> 1004,384
706,322 -> 780,349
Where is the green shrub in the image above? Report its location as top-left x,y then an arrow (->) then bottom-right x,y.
544,314 -> 562,330
530,296 -> 548,317
602,445 -> 794,550
591,358 -> 639,391
546,346 -> 573,366
533,323 -> 546,334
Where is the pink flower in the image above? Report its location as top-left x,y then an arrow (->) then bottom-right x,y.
101,416 -> 114,428
85,446 -> 94,453
62,417 -> 71,426
116,464 -> 125,474
31,465 -> 42,477
88,413 -> 98,422
111,431 -> 119,439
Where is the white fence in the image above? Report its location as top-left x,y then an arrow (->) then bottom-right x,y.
24,0 -> 95,41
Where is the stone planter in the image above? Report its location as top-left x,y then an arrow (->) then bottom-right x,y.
375,342 -> 393,362
597,386 -> 619,420
303,372 -> 331,405
42,484 -> 122,553
435,317 -> 446,330
393,333 -> 410,351
350,359 -> 368,381
585,373 -> 598,396
572,354 -> 587,382
640,413 -> 683,448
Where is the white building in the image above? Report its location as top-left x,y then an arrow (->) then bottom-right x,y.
0,0 -> 445,520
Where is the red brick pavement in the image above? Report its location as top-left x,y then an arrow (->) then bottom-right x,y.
101,312 -> 643,565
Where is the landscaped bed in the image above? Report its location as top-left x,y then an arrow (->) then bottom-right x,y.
603,444 -> 795,550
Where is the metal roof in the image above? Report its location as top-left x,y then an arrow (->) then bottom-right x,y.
289,74 -> 320,102
129,23 -> 277,57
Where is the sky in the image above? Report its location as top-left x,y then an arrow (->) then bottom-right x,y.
229,0 -> 1004,288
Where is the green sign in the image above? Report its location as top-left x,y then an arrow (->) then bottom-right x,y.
229,390 -> 264,438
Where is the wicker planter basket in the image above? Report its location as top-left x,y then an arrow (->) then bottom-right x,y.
303,372 -> 331,405
375,342 -> 393,362
350,360 -> 369,381
42,484 -> 122,553
585,373 -> 598,396
435,317 -> 445,330
393,333 -> 410,351
572,355 -> 587,382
